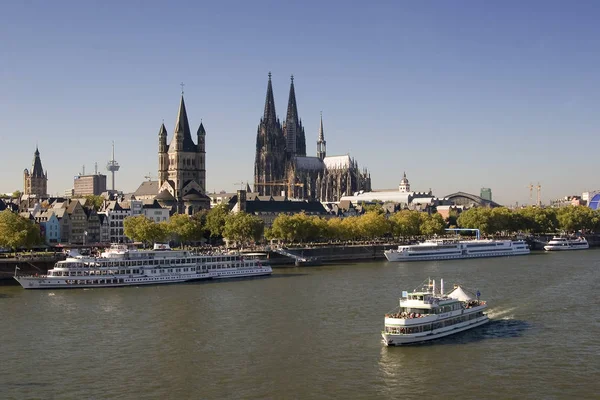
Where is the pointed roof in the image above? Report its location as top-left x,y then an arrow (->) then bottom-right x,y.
170,95 -> 197,152
263,72 -> 277,123
159,123 -> 167,136
197,121 -> 206,136
286,75 -> 299,123
318,112 -> 325,142
31,146 -> 45,178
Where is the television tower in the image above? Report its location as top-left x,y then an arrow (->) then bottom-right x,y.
106,141 -> 120,191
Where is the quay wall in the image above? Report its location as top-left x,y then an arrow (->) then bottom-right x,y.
0,256 -> 62,285
265,244 -> 398,266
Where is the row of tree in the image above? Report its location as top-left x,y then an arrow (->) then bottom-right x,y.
456,205 -> 599,235
2,204 -> 599,251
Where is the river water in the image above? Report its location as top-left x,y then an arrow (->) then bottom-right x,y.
1,250 -> 599,399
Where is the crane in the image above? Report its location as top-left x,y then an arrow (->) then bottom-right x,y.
144,172 -> 157,181
536,182 -> 542,207
528,183 -> 534,203
254,180 -> 305,197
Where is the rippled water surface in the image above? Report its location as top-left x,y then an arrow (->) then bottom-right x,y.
1,251 -> 599,399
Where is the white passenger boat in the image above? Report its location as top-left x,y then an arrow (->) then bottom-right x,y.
14,244 -> 272,290
543,236 -> 589,251
384,238 -> 529,262
382,279 -> 489,346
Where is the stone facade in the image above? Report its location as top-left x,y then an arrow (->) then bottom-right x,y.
254,74 -> 370,202
157,95 -> 210,214
23,147 -> 48,197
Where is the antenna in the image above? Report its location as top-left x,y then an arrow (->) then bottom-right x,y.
82,165 -> 85,175
106,141 -> 120,192
94,162 -> 98,175
233,181 -> 246,190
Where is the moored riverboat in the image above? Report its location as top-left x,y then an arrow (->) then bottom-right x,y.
544,236 -> 589,251
382,279 -> 489,346
14,244 -> 272,289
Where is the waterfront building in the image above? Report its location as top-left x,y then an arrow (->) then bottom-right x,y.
34,210 -> 60,244
73,173 -> 107,196
84,208 -> 102,244
100,201 -> 131,243
253,74 -> 370,201
98,214 -> 110,243
157,94 -> 210,214
339,172 -> 435,207
51,207 -> 71,243
66,200 -> 88,244
231,189 -> 329,227
23,147 -> 48,198
142,200 -> 170,223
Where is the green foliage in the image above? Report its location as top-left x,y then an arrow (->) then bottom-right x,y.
84,195 -> 104,211
205,204 -> 229,238
123,215 -> 168,245
168,214 -> 204,245
357,211 -> 391,239
12,190 -> 22,199
389,210 -> 422,237
0,210 -> 42,250
419,213 -> 446,236
223,212 -> 264,245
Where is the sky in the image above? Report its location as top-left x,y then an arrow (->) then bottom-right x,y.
2,0 -> 600,206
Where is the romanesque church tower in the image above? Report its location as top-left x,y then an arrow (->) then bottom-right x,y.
23,147 -> 48,197
157,94 -> 208,213
254,73 -> 287,196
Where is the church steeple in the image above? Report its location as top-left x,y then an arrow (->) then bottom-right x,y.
317,112 -> 326,160
32,146 -> 45,178
263,72 -> 277,124
283,74 -> 306,157
170,95 -> 196,152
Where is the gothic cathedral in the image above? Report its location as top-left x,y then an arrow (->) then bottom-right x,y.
254,73 -> 371,201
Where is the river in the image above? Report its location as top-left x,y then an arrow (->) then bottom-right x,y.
1,250 -> 599,399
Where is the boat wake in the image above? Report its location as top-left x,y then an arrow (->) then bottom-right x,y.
486,307 -> 516,319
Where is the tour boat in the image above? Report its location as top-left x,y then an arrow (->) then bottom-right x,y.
384,238 -> 529,262
382,279 -> 489,346
13,244 -> 272,290
543,236 -> 589,251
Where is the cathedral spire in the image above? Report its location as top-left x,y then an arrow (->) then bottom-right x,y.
284,74 -> 306,156
263,72 -> 277,123
286,74 -> 299,126
317,111 -> 327,160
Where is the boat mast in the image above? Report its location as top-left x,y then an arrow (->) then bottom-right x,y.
441,278 -> 444,295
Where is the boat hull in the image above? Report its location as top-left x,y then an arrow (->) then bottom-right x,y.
382,315 -> 489,346
543,245 -> 589,251
384,250 -> 529,262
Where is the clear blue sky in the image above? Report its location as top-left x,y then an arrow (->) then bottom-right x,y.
2,0 -> 600,206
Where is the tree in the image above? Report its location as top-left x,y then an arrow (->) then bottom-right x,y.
358,211 -> 391,239
223,212 -> 264,246
123,215 -> 150,243
0,210 -> 42,251
205,204 -> 229,239
420,213 -> 446,236
84,195 -> 104,211
168,214 -> 204,246
389,210 -> 422,238
11,190 -> 22,199
556,206 -> 596,233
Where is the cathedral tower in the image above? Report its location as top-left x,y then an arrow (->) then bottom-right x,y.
317,112 -> 327,160
254,72 -> 286,196
283,75 -> 306,158
23,146 -> 48,197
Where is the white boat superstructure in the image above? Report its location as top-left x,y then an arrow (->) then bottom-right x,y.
544,236 -> 589,251
384,238 -> 529,262
14,244 -> 272,290
382,279 -> 489,346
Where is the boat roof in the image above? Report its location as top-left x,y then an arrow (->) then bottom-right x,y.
447,286 -> 475,301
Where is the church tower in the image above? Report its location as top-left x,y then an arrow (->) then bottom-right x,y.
23,146 -> 48,197
317,112 -> 327,160
254,72 -> 286,196
158,122 -> 169,186
399,172 -> 410,193
157,92 -> 208,213
283,75 -> 306,158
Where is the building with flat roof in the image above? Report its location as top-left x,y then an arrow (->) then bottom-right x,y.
73,174 -> 107,196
